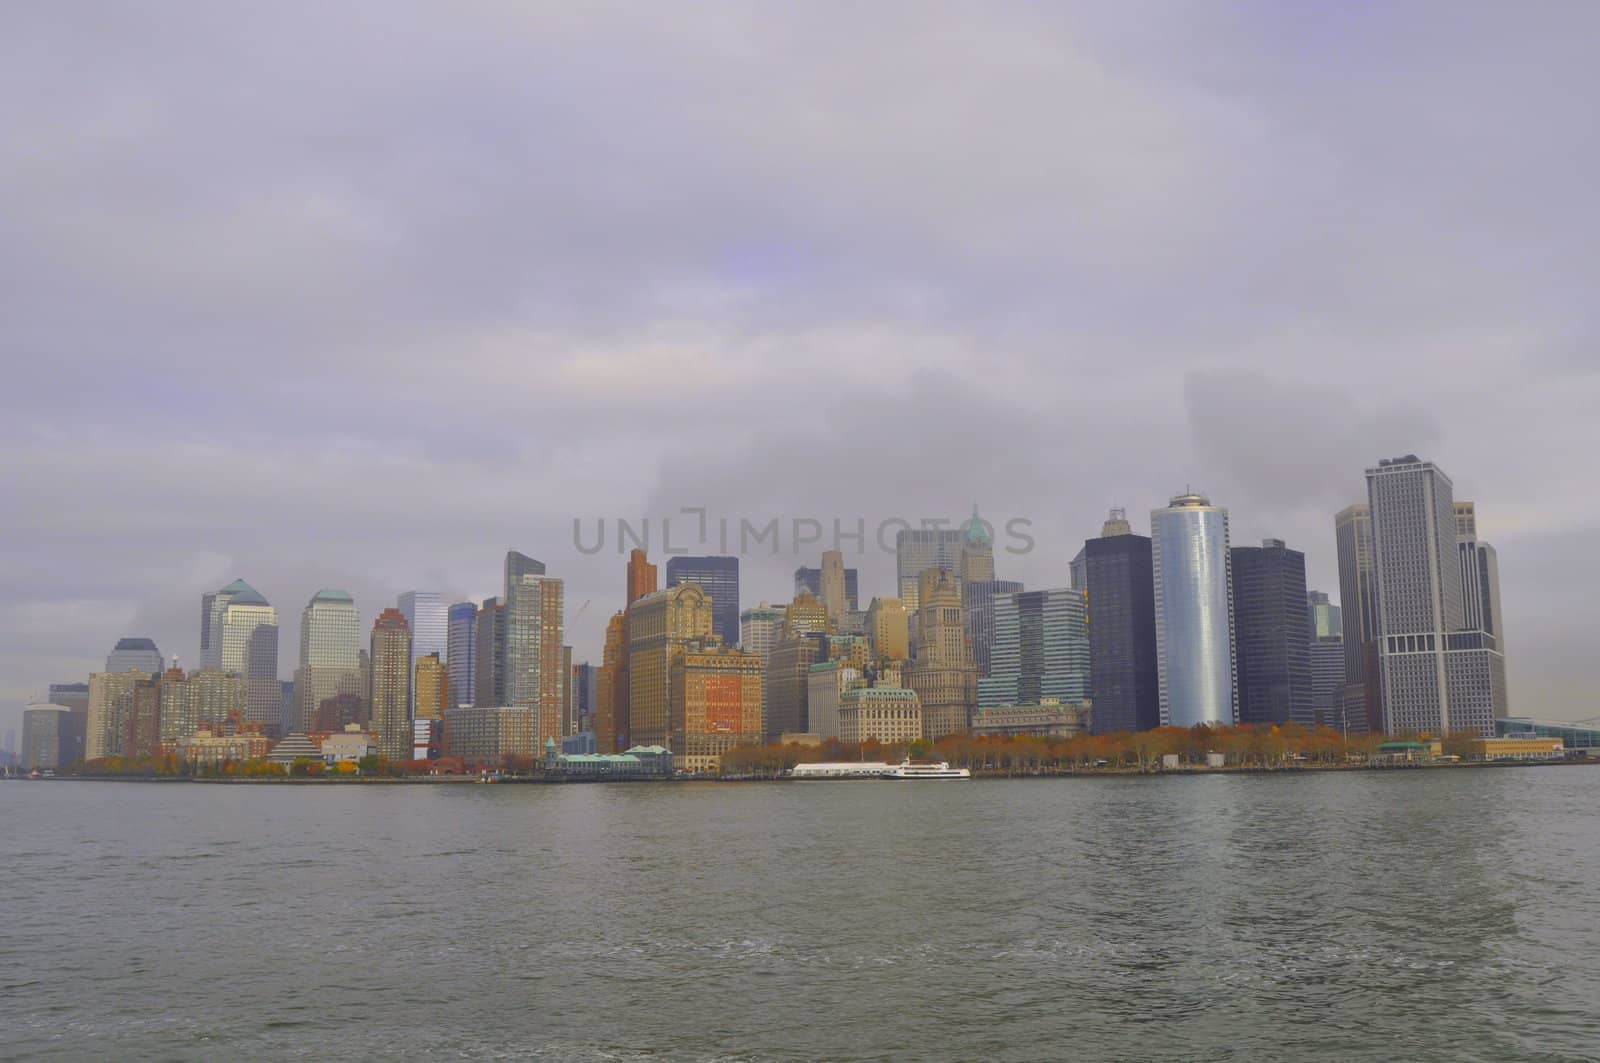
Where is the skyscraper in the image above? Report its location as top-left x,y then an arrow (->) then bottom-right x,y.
819,550 -> 847,624
293,589 -> 362,733
1151,492 -> 1237,728
86,669 -> 149,760
739,602 -> 787,659
369,608 -> 412,761
503,551 -> 563,749
22,705 -> 79,772
978,588 -> 1090,709
794,566 -> 859,612
764,632 -> 825,741
48,682 -> 89,765
964,579 -> 1024,676
895,528 -> 965,611
665,555 -> 740,648
414,653 -> 448,720
865,597 -> 909,662
1084,526 -> 1159,734
628,583 -> 714,748
597,611 -> 626,751
571,661 -> 599,735
1366,456 -> 1505,736
105,637 -> 163,674
1230,539 -> 1314,727
1306,591 -> 1343,640
1455,502 -> 1509,675
959,505 -> 997,587
1335,503 -> 1382,734
446,601 -> 478,709
214,580 -> 282,736
903,569 -> 977,740
473,597 -> 506,707
626,548 -> 657,605
399,591 -> 448,711
158,667 -> 245,746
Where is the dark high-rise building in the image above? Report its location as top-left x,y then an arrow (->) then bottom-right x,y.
474,597 -> 506,707
666,555 -> 740,648
48,683 -> 89,765
1230,539 -> 1314,727
1083,532 -> 1159,734
571,662 -> 599,734
794,566 -> 859,612
1335,504 -> 1382,734
447,601 -> 478,709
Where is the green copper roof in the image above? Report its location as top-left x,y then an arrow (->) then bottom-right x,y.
311,589 -> 354,603
963,504 -> 992,547
221,578 -> 268,606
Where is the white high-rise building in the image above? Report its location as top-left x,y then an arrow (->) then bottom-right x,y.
1367,458 -> 1506,736
1151,492 -> 1237,727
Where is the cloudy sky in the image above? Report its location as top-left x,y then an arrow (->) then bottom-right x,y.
5,2 -> 1598,740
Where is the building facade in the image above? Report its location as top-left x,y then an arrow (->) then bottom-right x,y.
369,608 -> 412,761
1230,539 -> 1315,726
1084,529 -> 1159,735
669,640 -> 764,772
978,588 -> 1090,709
105,637 -> 163,674
965,579 -> 1024,677
665,555 -> 741,649
628,583 -> 714,748
446,601 -> 478,709
503,558 -> 564,751
838,683 -> 923,745
903,569 -> 977,740
866,597 -> 910,663
22,705 -> 79,771
85,669 -> 150,760
473,597 -> 506,708
414,653 -> 449,720
293,589 -> 362,734
1151,493 -> 1237,728
1335,503 -> 1382,734
215,580 -> 282,736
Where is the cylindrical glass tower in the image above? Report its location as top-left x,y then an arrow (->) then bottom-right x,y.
1151,492 -> 1237,727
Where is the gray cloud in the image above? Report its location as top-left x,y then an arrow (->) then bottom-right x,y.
4,2 -> 1599,736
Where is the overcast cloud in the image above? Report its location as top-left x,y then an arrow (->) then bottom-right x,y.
5,2 -> 1599,738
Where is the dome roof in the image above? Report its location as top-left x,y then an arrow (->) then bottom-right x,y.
113,637 -> 160,652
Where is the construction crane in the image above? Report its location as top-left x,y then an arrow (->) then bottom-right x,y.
571,599 -> 591,627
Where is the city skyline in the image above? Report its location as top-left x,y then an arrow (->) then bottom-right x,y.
6,5 -> 1599,741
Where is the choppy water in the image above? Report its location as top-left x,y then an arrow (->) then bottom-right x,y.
4,770 -> 1599,1061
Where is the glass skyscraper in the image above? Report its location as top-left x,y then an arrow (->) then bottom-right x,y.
964,579 -> 1023,677
447,601 -> 478,710
665,555 -> 740,648
294,589 -> 362,733
1230,539 -> 1314,726
1151,492 -> 1237,728
978,588 -> 1089,708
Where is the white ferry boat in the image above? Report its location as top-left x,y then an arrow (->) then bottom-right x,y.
881,758 -> 971,780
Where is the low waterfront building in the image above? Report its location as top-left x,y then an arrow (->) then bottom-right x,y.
320,725 -> 375,764
1445,734 -> 1564,762
443,706 -> 539,763
179,729 -> 272,767
969,698 -> 1091,739
1497,718 -> 1600,751
268,733 -> 321,767
543,738 -> 673,777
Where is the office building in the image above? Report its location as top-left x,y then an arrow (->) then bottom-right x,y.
369,608 -> 412,761
971,699 -> 1090,739
200,579 -> 254,669
47,682 -> 88,765
1456,502 -> 1509,682
1230,539 -> 1314,726
446,601 -> 477,709
399,591 -> 448,711
414,653 -> 448,720
838,683 -> 923,745
904,569 -> 977,740
866,597 -> 910,662
978,588 -> 1090,709
473,597 -> 506,708
597,611 -> 625,752
22,705 -> 79,771
293,589 -> 363,733
782,590 -> 830,639
626,548 -> 657,605
503,553 -> 564,750
795,565 -> 859,613
627,583 -> 714,748
669,640 -> 764,772
572,662 -> 599,735
1083,524 -> 1159,734
806,659 -> 861,740
665,555 -> 740,648
1366,456 -> 1505,736
765,632 -> 826,741
1306,591 -> 1342,641
105,637 -> 163,674
895,528 -> 965,611
959,505 -> 997,586
1151,492 -> 1237,728
964,579 -> 1024,677
561,645 -> 575,736
1335,503 -> 1382,734
212,580 -> 282,736
739,602 -> 787,660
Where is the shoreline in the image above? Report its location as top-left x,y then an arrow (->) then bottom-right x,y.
9,758 -> 1594,785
